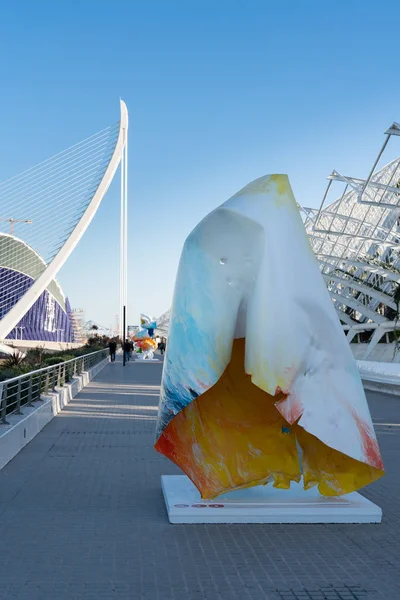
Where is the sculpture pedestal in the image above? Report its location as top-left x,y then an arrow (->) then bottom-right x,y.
161,475 -> 382,524
134,357 -> 160,362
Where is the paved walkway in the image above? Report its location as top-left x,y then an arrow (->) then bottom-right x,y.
0,356 -> 399,600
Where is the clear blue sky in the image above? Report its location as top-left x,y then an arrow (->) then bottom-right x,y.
1,0 -> 400,328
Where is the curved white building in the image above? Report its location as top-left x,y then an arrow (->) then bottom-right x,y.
0,233 -> 73,341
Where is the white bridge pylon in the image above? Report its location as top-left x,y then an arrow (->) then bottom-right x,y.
0,100 -> 128,340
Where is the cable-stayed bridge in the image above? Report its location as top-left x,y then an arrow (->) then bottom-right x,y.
0,101 -> 128,353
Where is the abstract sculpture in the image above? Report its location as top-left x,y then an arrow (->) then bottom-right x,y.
155,174 -> 384,500
134,314 -> 158,360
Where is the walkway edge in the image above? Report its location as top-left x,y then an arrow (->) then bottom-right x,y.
358,360 -> 400,396
0,356 -> 109,471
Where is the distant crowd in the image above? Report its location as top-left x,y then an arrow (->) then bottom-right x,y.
107,338 -> 166,362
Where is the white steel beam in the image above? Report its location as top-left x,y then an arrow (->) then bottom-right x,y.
327,171 -> 400,195
322,273 -> 396,310
329,291 -> 387,323
316,255 -> 400,284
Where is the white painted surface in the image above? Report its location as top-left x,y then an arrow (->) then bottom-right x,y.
0,357 -> 108,471
161,475 -> 382,524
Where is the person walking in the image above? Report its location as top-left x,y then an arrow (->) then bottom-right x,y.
159,340 -> 166,355
108,339 -> 117,362
123,338 -> 131,363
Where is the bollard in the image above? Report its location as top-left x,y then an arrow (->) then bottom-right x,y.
45,371 -> 50,394
15,379 -> 22,415
0,383 -> 9,425
27,376 -> 34,407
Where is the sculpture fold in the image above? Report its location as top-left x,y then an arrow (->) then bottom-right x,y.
155,174 -> 384,499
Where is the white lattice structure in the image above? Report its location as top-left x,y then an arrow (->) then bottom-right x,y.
155,308 -> 171,337
303,122 -> 400,358
0,100 -> 128,342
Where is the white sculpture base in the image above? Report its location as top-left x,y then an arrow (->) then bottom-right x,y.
161,475 -> 382,524
135,356 -> 160,362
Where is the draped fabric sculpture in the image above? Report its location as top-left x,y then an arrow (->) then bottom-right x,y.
133,313 -> 158,360
154,174 -> 384,500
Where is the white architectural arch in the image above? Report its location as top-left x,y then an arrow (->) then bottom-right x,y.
0,100 -> 128,340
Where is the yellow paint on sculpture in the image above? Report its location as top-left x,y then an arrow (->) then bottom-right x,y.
296,427 -> 382,496
155,339 -> 383,499
269,174 -> 288,195
232,174 -> 288,199
156,338 -> 300,498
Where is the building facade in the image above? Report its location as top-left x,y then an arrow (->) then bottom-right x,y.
0,234 -> 74,342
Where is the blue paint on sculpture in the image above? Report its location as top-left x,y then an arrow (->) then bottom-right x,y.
155,235 -> 229,438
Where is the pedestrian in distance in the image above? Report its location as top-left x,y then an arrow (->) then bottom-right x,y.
108,339 -> 117,362
159,340 -> 166,355
123,338 -> 131,363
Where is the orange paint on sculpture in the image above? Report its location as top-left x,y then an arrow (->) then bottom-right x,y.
156,339 -> 300,498
155,339 -> 384,499
134,337 -> 157,352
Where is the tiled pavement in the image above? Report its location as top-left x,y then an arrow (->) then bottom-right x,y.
0,355 -> 399,600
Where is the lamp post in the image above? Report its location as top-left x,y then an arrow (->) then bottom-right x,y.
120,106 -> 128,365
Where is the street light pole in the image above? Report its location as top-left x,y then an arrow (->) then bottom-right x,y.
120,108 -> 128,365
123,305 -> 126,367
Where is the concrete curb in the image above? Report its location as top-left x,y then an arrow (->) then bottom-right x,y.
0,356 -> 109,471
362,380 -> 400,396
358,359 -> 400,396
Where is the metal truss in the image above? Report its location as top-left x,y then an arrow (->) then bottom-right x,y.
155,308 -> 171,338
304,122 -> 400,358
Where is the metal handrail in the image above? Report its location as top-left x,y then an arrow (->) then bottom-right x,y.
0,348 -> 108,425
